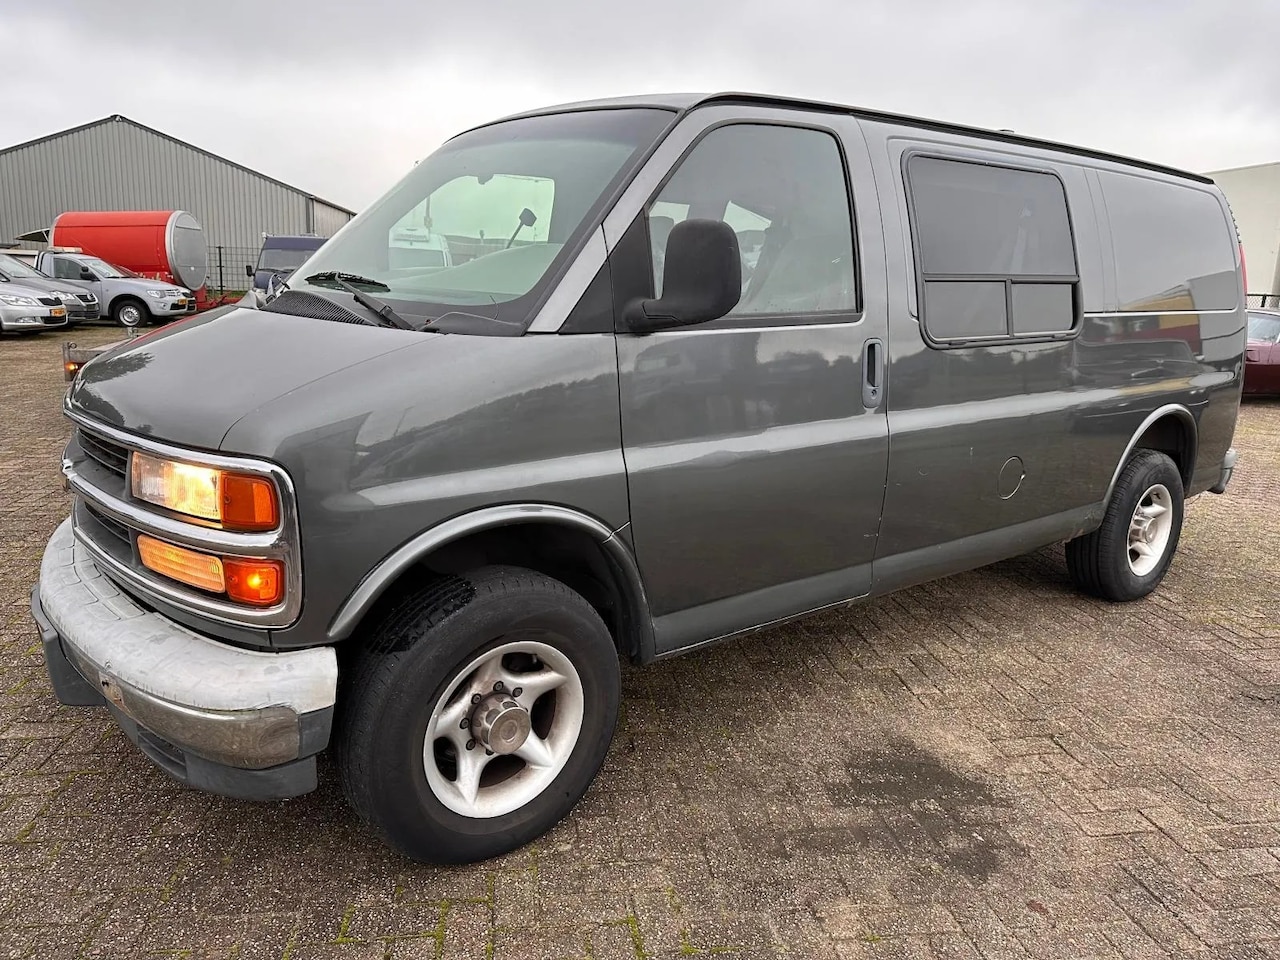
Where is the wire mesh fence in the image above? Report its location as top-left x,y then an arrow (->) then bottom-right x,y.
1247,293 -> 1280,310
206,245 -> 260,296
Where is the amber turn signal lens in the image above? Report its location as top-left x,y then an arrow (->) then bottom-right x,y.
224,558 -> 285,606
137,535 -> 225,593
221,475 -> 279,531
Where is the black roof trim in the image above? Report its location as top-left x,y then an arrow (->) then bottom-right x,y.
0,115 -> 357,213
697,92 -> 1212,184
477,91 -> 1211,186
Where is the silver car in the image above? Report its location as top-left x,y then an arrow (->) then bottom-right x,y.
0,253 -> 100,324
0,278 -> 69,333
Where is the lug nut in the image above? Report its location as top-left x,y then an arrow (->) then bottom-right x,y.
493,681 -> 505,692
465,739 -> 476,751
512,687 -> 523,697
471,693 -> 482,704
485,749 -> 494,756
460,718 -> 470,729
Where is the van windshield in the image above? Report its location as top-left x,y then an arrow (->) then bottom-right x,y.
295,108 -> 672,329
259,247 -> 320,273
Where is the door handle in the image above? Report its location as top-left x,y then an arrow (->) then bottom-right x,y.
862,338 -> 883,409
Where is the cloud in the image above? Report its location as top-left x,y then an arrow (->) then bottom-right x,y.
1,0 -> 1277,210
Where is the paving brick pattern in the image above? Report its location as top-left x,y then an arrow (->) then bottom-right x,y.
2,327 -> 1279,959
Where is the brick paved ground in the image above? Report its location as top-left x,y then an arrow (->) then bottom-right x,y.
2,326 -> 1279,959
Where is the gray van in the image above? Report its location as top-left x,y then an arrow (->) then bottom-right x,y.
31,93 -> 1245,864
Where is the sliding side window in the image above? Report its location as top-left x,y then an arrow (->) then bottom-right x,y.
907,155 -> 1079,344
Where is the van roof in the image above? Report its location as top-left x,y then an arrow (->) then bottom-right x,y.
262,235 -> 326,249
492,92 -> 1213,186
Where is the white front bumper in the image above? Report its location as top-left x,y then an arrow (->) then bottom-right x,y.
37,518 -> 337,769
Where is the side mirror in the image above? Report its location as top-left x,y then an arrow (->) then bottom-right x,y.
245,264 -> 254,277
79,267 -> 94,280
624,219 -> 741,334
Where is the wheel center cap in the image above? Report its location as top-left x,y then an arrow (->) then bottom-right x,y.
471,695 -> 531,755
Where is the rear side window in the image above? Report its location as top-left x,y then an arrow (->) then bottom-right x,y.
51,258 -> 78,280
907,155 -> 1079,344
1099,172 -> 1237,312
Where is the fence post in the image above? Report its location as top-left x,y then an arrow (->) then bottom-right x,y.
217,246 -> 224,296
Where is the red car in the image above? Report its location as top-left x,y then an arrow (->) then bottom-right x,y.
1245,310 -> 1280,396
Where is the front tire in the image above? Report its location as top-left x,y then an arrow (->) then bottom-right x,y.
1066,449 -> 1184,602
112,298 -> 148,328
336,566 -> 620,864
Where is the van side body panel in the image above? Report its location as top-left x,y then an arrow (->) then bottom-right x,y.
858,118 -> 1243,596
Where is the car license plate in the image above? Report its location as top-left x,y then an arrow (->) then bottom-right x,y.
50,307 -> 66,317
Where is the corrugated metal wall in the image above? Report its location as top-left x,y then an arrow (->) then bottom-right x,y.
310,199 -> 353,239
0,116 -> 353,263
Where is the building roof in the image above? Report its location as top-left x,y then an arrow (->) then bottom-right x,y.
0,115 -> 355,215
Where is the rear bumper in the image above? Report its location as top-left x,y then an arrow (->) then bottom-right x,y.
33,518 -> 337,800
1209,448 -> 1238,495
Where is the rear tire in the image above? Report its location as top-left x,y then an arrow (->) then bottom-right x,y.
1066,449 -> 1184,602
336,566 -> 620,864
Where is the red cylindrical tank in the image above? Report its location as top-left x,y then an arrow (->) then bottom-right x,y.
50,211 -> 209,292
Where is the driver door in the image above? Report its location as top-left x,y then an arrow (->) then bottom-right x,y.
613,110 -> 890,654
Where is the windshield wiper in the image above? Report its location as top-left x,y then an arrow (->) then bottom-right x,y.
331,277 -> 415,331
304,270 -> 391,292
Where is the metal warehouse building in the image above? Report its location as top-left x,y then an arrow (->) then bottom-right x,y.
1207,160 -> 1280,306
0,114 -> 354,289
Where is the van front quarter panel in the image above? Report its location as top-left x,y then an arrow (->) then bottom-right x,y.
219,332 -> 631,649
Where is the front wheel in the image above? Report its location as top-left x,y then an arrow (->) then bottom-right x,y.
1066,449 -> 1185,602
336,566 -> 620,864
112,298 -> 148,328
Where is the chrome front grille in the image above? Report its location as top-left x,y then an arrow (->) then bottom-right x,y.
64,415 -> 302,628
78,428 -> 128,478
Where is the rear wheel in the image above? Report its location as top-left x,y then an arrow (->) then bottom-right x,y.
337,566 -> 620,864
112,298 -> 148,328
1066,449 -> 1184,602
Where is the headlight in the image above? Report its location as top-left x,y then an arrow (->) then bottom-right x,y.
145,289 -> 174,299
0,294 -> 39,306
130,452 -> 279,531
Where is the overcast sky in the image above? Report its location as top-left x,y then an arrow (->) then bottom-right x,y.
3,0 -> 1277,211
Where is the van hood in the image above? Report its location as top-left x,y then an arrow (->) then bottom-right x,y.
67,307 -> 435,450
